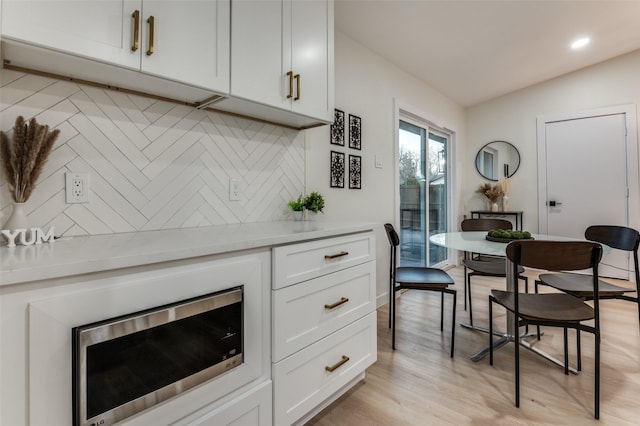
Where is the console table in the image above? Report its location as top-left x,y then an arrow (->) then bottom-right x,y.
470,210 -> 523,230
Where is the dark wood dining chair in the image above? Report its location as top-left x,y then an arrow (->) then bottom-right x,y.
461,218 -> 528,327
536,225 -> 640,329
384,223 -> 457,357
489,240 -> 603,419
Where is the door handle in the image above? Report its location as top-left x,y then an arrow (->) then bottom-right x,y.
146,16 -> 155,56
131,10 -> 140,52
286,71 -> 294,99
547,201 -> 563,207
294,74 -> 300,100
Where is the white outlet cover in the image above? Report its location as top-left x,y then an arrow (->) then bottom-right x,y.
65,172 -> 89,203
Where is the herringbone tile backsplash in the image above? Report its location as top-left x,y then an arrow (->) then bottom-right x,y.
0,69 -> 305,236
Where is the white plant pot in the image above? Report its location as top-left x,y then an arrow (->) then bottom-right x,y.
2,202 -> 32,244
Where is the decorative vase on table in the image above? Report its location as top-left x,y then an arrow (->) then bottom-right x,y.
502,194 -> 509,212
2,202 -> 31,244
293,211 -> 303,221
491,202 -> 499,212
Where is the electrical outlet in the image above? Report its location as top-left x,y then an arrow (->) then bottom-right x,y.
66,172 -> 89,203
229,179 -> 241,201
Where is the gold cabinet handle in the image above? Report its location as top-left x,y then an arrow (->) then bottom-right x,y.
324,251 -> 349,260
325,355 -> 349,372
286,71 -> 294,99
146,16 -> 155,56
324,297 -> 349,310
294,74 -> 301,100
131,10 -> 140,52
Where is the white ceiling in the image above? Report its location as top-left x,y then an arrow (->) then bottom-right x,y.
335,0 -> 640,108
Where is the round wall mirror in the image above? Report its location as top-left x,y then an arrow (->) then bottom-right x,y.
475,140 -> 520,181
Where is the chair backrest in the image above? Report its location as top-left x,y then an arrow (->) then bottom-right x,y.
506,240 -> 602,274
585,225 -> 640,253
506,240 -> 604,326
461,218 -> 512,231
384,223 -> 400,247
586,225 -> 640,285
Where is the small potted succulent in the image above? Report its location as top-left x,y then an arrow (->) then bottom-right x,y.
304,191 -> 325,220
287,195 -> 305,221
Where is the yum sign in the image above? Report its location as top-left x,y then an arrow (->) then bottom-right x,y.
1,227 -> 55,248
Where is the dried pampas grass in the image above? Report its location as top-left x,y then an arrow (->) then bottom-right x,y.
1,116 -> 60,203
499,177 -> 512,195
475,182 -> 502,203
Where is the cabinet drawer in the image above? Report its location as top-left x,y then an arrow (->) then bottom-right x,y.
272,312 -> 377,426
273,261 -> 375,362
272,232 -> 375,289
186,380 -> 272,426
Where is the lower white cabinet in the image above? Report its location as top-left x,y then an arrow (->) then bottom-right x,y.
271,231 -> 377,425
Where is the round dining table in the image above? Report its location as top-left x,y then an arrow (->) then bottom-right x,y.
430,231 -> 602,373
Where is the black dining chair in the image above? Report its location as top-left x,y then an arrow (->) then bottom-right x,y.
536,225 -> 640,329
461,218 -> 528,327
489,240 -> 603,419
384,223 -> 457,357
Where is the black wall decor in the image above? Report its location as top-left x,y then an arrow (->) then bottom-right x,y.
349,114 -> 361,150
330,109 -> 345,146
330,151 -> 345,188
349,155 -> 362,189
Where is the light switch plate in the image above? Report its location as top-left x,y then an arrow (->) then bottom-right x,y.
229,179 -> 241,201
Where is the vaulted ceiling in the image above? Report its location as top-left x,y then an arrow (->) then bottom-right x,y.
335,0 -> 640,107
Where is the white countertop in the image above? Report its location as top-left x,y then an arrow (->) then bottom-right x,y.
0,221 -> 378,286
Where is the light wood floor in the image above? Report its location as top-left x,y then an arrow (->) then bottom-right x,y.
307,266 -> 639,425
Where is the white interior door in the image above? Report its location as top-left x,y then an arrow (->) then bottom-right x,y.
538,106 -> 639,279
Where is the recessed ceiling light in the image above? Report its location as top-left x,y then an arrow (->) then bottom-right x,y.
571,37 -> 590,49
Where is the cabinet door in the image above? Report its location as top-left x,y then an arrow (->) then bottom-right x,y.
1,0 -> 142,70
285,0 -> 334,121
141,0 -> 230,93
231,0 -> 334,122
231,0 -> 288,110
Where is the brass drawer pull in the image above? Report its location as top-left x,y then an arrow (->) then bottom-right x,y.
324,297 -> 349,310
325,355 -> 349,372
146,16 -> 155,56
294,73 -> 301,100
131,10 -> 140,52
286,71 -> 294,98
324,251 -> 349,260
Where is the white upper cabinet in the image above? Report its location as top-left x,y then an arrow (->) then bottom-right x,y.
1,0 -> 142,69
1,0 -> 333,128
140,1 -> 229,91
230,0 -> 286,110
230,0 -> 334,124
286,0 -> 334,121
1,0 -> 230,94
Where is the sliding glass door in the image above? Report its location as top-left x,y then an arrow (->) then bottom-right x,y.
398,120 -> 449,267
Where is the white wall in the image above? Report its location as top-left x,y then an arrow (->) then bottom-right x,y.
305,31 -> 466,302
465,49 -> 640,231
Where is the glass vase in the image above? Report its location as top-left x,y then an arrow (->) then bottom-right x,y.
502,194 -> 509,211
